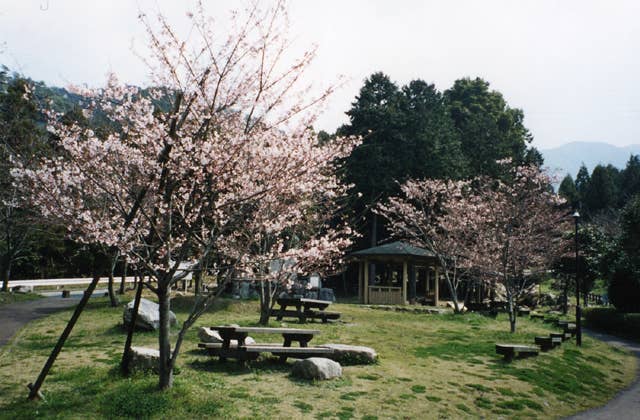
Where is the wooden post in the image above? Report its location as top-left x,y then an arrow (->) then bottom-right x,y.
121,279 -> 144,375
364,259 -> 369,304
434,267 -> 440,306
28,274 -> 101,400
402,261 -> 408,304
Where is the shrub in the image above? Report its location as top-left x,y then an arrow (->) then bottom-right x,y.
608,263 -> 640,312
583,307 -> 640,340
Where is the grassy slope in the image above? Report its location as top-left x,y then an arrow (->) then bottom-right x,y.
0,294 -> 635,419
0,291 -> 42,306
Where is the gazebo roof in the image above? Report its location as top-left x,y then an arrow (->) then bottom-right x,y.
349,241 -> 436,259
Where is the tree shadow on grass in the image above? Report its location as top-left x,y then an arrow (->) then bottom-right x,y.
188,355 -> 292,376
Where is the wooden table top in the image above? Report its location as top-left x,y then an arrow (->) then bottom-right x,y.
277,297 -> 332,305
212,326 -> 320,335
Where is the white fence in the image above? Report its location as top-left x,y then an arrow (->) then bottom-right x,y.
8,276 -> 137,288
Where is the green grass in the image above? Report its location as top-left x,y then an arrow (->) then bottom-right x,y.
0,294 -> 635,419
0,291 -> 42,306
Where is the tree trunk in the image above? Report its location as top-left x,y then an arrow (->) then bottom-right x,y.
562,276 -> 569,315
118,260 -> 127,295
107,272 -> 118,307
28,273 -> 101,400
443,271 -> 460,313
194,269 -> 202,296
507,289 -> 517,333
157,283 -> 173,390
121,280 -> 144,375
1,256 -> 10,293
258,280 -> 271,325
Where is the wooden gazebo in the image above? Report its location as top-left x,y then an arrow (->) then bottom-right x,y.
348,241 -> 445,306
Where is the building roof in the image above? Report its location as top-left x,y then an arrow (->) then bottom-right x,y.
349,241 -> 436,259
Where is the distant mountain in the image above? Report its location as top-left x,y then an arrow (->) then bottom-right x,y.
541,141 -> 640,179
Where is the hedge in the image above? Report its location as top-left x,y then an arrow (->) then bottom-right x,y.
583,307 -> 640,341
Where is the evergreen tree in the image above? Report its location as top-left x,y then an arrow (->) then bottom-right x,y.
0,71 -> 49,291
574,164 -> 590,207
558,174 -> 579,209
339,72 -> 466,246
584,165 -> 617,213
620,155 -> 640,205
443,77 -> 534,177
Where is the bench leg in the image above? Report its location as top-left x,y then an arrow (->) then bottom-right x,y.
296,304 -> 306,323
276,304 -> 286,321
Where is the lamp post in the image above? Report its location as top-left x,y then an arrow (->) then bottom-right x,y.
573,211 -> 582,346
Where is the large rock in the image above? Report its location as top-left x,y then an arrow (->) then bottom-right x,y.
12,285 -> 34,294
291,357 -> 342,380
319,344 -> 378,365
318,288 -> 336,302
197,327 -> 255,346
128,346 -> 160,373
123,298 -> 177,331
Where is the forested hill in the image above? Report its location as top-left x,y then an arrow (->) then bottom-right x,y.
542,141 -> 640,178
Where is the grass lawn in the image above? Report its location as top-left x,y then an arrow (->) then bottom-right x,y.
0,293 -> 635,419
0,291 -> 43,306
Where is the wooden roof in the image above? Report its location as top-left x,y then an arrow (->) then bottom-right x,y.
348,241 -> 436,260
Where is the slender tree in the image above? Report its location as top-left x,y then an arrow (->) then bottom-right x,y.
13,1 -> 357,390
558,174 -> 579,209
479,162 -> 569,332
377,179 -> 487,313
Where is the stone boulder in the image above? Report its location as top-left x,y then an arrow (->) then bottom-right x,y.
197,327 -> 255,346
291,357 -> 342,380
12,285 -> 34,293
123,298 -> 177,331
319,344 -> 378,365
318,288 -> 336,302
128,346 -> 160,373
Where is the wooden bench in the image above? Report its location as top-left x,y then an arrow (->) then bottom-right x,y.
199,326 -> 328,363
273,297 -> 341,323
495,344 -> 539,361
535,336 -> 562,351
564,323 -> 576,336
198,342 -> 334,362
550,332 -> 570,342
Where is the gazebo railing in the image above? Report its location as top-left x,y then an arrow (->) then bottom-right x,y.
368,286 -> 403,305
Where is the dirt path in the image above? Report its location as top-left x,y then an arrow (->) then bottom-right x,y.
567,329 -> 640,420
0,297 -> 78,347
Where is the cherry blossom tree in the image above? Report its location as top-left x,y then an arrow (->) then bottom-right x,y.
378,162 -> 569,330
478,162 -> 569,332
377,179 -> 488,313
12,1 -> 357,390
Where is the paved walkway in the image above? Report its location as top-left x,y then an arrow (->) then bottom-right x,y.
568,329 -> 640,420
0,297 -> 79,347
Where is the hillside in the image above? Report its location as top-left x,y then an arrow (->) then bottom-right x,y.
541,141 -> 640,178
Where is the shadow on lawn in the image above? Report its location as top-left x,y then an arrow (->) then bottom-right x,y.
188,355 -> 292,375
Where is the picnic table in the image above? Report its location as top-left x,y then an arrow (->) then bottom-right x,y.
198,326 -> 334,363
272,297 -> 341,323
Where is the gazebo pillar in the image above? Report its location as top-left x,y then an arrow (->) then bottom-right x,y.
363,259 -> 369,304
434,267 -> 440,306
408,263 -> 416,304
402,261 -> 408,304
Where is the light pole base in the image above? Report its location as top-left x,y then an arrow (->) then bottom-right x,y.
576,305 -> 582,346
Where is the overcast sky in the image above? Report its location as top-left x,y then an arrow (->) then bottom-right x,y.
1,0 -> 639,149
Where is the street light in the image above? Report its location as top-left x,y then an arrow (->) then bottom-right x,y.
572,211 -> 582,346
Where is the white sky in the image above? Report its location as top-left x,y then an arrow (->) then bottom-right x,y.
1,0 -> 639,149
